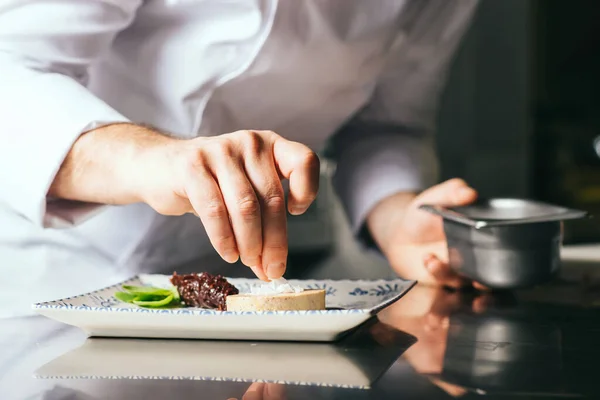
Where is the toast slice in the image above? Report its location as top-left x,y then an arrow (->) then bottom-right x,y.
226,289 -> 326,312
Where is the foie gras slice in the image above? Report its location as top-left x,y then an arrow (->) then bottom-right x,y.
226,289 -> 326,312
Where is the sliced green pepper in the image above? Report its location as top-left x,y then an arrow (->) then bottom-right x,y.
121,285 -> 174,297
114,284 -> 180,308
132,293 -> 174,308
114,291 -> 137,303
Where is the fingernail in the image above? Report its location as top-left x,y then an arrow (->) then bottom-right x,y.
266,263 -> 285,279
289,205 -> 306,215
223,251 -> 239,264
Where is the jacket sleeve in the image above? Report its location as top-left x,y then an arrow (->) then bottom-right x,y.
0,0 -> 142,228
329,0 -> 479,234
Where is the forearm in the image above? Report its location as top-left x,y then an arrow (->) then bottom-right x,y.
48,123 -> 176,205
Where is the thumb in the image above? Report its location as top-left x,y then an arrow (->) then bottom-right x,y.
414,178 -> 477,207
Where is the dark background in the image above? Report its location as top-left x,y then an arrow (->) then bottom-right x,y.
436,0 -> 600,244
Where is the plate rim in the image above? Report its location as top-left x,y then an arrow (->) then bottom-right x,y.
32,374 -> 371,390
32,275 -> 417,317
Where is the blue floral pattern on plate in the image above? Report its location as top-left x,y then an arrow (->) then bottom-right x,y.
33,274 -> 416,316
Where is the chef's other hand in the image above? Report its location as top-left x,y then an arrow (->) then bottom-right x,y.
145,130 -> 320,280
50,125 -> 319,281
367,178 -> 486,290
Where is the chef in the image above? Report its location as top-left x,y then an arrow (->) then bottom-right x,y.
0,0 -> 482,318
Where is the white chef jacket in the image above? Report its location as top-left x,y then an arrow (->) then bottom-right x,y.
0,0 -> 478,317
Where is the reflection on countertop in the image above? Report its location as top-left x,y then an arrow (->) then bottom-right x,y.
2,278 -> 600,400
380,283 -> 600,398
33,319 -> 416,389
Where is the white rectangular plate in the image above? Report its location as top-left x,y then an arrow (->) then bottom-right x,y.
33,274 -> 416,342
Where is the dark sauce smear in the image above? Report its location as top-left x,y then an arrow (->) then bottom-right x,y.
171,272 -> 239,311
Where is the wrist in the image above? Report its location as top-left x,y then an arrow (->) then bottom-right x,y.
126,126 -> 183,205
366,191 -> 416,254
48,122 -> 182,207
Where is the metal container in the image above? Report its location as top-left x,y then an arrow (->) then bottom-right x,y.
419,198 -> 588,289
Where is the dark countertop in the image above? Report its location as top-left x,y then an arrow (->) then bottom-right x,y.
2,272 -> 600,400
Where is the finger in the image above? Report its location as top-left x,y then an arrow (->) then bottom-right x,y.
423,253 -> 465,289
272,136 -> 320,215
415,178 -> 478,208
184,168 -> 239,264
245,156 -> 288,280
264,383 -> 287,400
242,390 -> 261,400
249,263 -> 268,281
473,281 -> 491,291
214,159 -> 263,269
243,383 -> 264,400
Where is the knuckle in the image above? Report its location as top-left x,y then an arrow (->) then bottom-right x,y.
211,140 -> 235,161
299,151 -> 320,171
241,256 -> 261,267
262,130 -> 278,139
204,201 -> 228,219
262,191 -> 286,214
236,195 -> 260,217
240,130 -> 264,153
242,247 -> 262,258
183,148 -> 207,172
213,233 -> 236,249
264,242 -> 288,255
239,244 -> 262,260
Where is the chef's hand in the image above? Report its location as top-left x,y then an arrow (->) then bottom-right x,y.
49,125 -> 319,281
367,178 -> 486,290
143,130 -> 319,280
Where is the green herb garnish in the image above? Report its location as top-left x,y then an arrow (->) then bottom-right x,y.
114,285 -> 181,308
